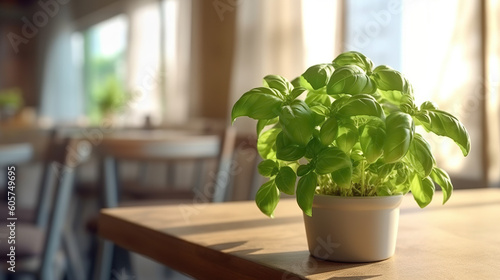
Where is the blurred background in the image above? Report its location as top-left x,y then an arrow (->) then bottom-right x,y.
0,0 -> 499,279
1,0 -> 498,187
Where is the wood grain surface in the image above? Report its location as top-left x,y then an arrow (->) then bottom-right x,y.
98,188 -> 500,280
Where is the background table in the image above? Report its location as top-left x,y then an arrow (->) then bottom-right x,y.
98,188 -> 500,279
0,143 -> 33,165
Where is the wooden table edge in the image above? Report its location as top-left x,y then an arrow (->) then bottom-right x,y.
98,210 -> 305,280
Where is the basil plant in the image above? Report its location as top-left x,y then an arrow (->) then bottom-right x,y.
231,51 -> 470,217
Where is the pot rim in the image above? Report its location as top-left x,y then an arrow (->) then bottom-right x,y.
314,193 -> 404,199
312,193 -> 404,210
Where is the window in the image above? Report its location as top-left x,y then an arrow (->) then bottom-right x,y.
80,15 -> 128,124
71,0 -> 190,126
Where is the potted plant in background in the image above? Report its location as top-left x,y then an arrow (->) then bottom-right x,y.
92,75 -> 128,124
0,87 -> 23,121
231,51 -> 470,262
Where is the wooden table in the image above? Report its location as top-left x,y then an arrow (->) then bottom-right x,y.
98,188 -> 500,279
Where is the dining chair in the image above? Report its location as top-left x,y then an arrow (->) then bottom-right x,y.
0,134 -> 91,280
0,143 -> 33,166
92,126 -> 236,280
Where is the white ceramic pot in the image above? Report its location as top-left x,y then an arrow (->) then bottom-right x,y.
303,194 -> 404,262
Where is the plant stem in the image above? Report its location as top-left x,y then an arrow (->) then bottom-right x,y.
361,160 -> 365,195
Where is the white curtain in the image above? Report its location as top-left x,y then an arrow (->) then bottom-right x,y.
229,0 -> 304,134
120,1 -> 162,127
401,0 -> 484,184
39,6 -> 84,125
229,0 -> 344,133
111,0 -> 192,127
485,0 -> 500,187
162,0 -> 192,124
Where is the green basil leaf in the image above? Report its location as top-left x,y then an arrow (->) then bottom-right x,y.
331,166 -> 352,188
420,101 -> 438,110
383,112 -> 414,163
231,87 -> 284,123
405,134 -> 435,177
350,146 -> 365,161
372,65 -> 413,95
297,164 -> 311,176
395,163 -> 411,186
276,132 -> 306,161
377,185 -> 392,196
310,104 -> 330,117
378,90 -> 405,106
305,91 -> 332,107
337,94 -> 385,119
416,109 -> 470,156
330,95 -> 350,113
319,117 -> 338,146
275,166 -> 297,195
291,77 -> 301,88
311,112 -> 325,126
257,128 -> 281,159
377,163 -> 396,179
300,63 -> 335,90
256,117 -> 279,136
391,178 -> 411,195
315,146 -> 352,175
305,138 -> 323,159
263,75 -> 293,95
399,95 -> 417,114
327,65 -> 376,96
279,100 -> 314,146
290,87 -> 308,100
410,173 -> 435,208
430,167 -> 453,204
255,180 -> 280,217
413,111 -> 430,127
296,172 -> 318,216
336,120 -> 359,153
332,51 -> 374,74
359,118 -> 386,163
257,159 -> 278,177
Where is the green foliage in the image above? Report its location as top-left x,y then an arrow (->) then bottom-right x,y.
383,112 -> 414,163
255,180 -> 280,218
95,76 -> 126,115
0,88 -> 23,110
296,172 -> 318,216
231,87 -> 283,121
231,51 -> 471,217
85,50 -> 127,124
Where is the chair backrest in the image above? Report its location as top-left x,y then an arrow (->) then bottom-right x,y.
98,134 -> 221,161
37,137 -> 91,279
0,142 -> 33,200
35,130 -> 69,228
95,127 -> 236,206
0,143 -> 33,166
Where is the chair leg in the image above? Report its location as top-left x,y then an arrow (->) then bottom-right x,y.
62,229 -> 86,280
111,245 -> 134,278
94,239 -> 114,280
39,169 -> 75,280
93,240 -> 135,280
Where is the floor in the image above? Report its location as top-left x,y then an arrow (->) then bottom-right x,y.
129,254 -> 193,280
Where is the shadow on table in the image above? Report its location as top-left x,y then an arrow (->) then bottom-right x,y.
252,250 -> 383,280
400,199 -> 500,214
252,251 -> 381,274
207,241 -> 384,280
162,215 -> 302,236
326,277 -> 382,280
